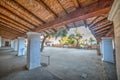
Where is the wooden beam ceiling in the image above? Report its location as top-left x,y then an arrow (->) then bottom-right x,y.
35,0 -> 113,32
0,0 -> 113,39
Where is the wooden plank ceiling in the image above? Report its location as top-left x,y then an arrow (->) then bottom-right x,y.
0,0 -> 114,40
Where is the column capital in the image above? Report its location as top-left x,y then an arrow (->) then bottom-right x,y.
27,32 -> 40,36
101,37 -> 113,40
18,37 -> 25,39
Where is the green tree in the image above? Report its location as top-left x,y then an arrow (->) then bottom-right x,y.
70,29 -> 83,48
89,37 -> 95,45
40,29 -> 68,52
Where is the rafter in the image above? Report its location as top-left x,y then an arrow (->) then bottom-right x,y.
72,0 -> 81,8
35,0 -> 58,18
0,13 -> 33,31
94,26 -> 111,33
0,5 -> 36,29
96,30 -> 108,36
0,0 -> 41,26
89,17 -> 107,28
8,0 -> 45,24
88,16 -> 101,26
57,0 -> 68,14
0,28 -> 20,36
0,22 -> 26,33
92,22 -> 112,31
0,17 -> 29,31
106,27 -> 114,37
35,0 -> 113,32
0,25 -> 22,35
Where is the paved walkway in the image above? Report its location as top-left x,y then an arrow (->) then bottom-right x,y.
0,47 -> 117,80
41,47 -> 104,80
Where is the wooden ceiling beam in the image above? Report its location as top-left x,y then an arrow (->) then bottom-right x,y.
13,0 -> 45,24
72,0 -> 81,8
89,17 -> 107,28
0,17 -> 29,31
92,22 -> 112,31
96,30 -> 108,36
0,22 -> 26,32
0,30 -> 18,37
52,28 -> 57,32
35,0 -> 58,18
0,34 -> 13,40
0,5 -> 36,29
106,27 -> 114,37
1,0 -> 41,27
0,26 -> 22,35
0,28 -> 20,36
0,13 -> 33,31
88,16 -> 101,26
35,0 -> 113,32
57,0 -> 68,14
94,26 -> 111,33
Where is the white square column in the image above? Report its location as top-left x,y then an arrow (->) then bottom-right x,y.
18,37 -> 25,56
26,32 -> 41,70
0,36 -> 2,47
101,37 -> 114,63
11,40 -> 14,49
14,39 -> 18,51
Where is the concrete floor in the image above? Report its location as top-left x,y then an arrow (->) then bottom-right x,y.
0,47 -> 117,80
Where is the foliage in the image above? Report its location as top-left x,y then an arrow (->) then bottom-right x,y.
89,37 -> 95,45
60,35 -> 75,45
69,29 -> 84,48
40,29 -> 68,52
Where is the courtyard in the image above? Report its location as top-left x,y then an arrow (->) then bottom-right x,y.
0,47 -> 117,80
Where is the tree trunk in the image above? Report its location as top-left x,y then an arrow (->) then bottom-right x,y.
40,35 -> 49,52
76,39 -> 79,48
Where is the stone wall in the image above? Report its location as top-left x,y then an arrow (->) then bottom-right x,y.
108,0 -> 120,79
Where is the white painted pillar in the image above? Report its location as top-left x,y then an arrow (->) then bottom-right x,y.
26,32 -> 41,70
101,37 -> 114,63
11,40 -> 14,49
14,39 -> 18,51
0,36 -> 2,47
18,37 -> 25,56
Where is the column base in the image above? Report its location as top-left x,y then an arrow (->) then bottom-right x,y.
102,58 -> 114,63
25,64 -> 41,70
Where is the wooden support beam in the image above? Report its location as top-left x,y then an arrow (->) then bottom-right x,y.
88,16 -> 101,26
0,30 -> 18,37
92,22 -> 112,31
13,0 -> 45,24
88,27 -> 96,37
0,5 -> 36,29
0,13 -> 33,31
35,0 -> 113,32
0,1 -> 41,27
0,17 -> 29,31
0,26 -> 22,35
106,27 -> 114,37
52,28 -> 57,32
72,0 -> 81,8
0,22 -> 26,33
89,17 -> 107,28
57,0 -> 68,14
96,30 -> 108,36
0,28 -> 20,36
94,26 -> 111,33
35,0 -> 58,18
